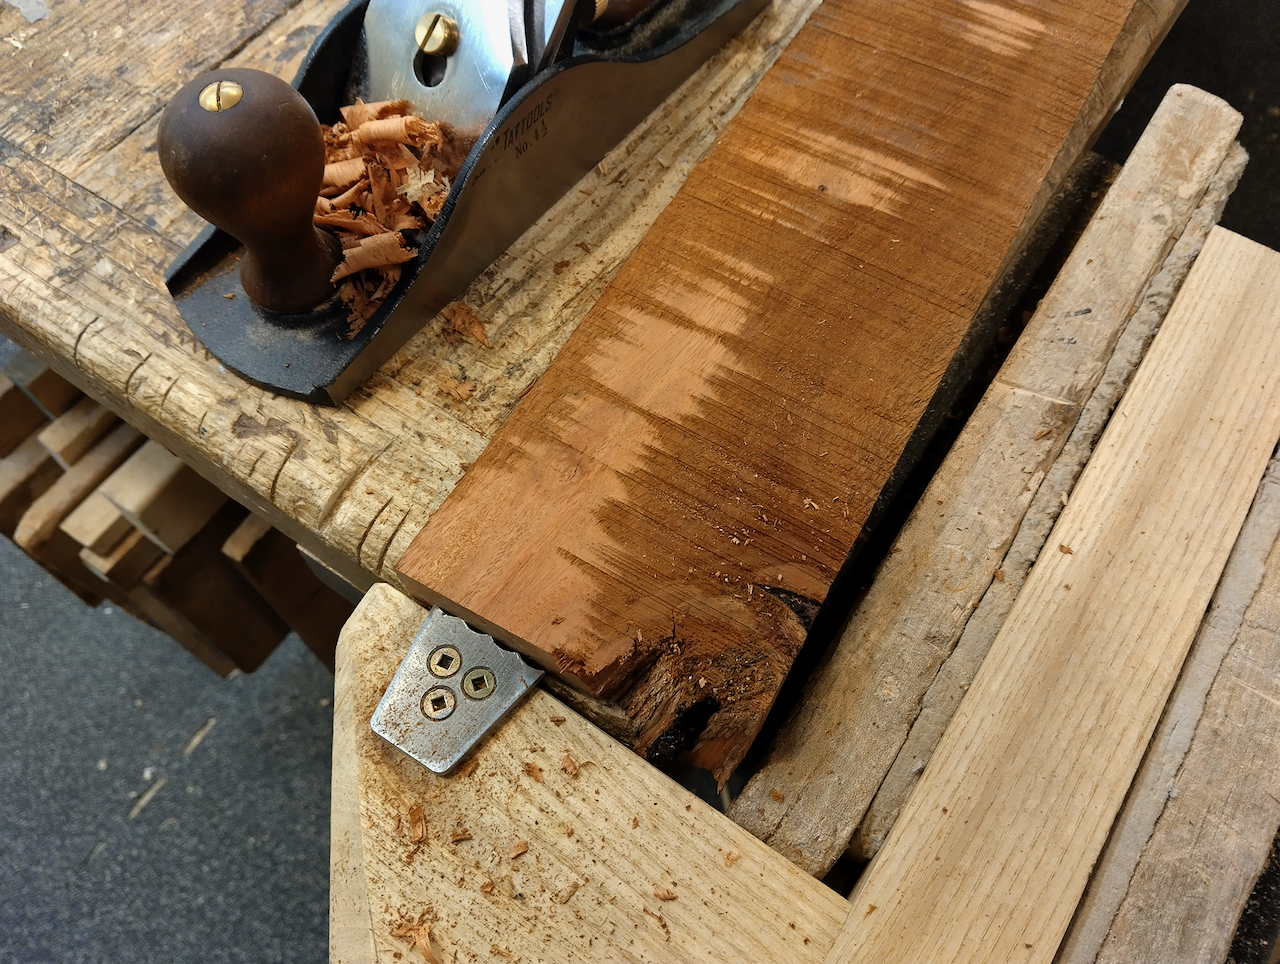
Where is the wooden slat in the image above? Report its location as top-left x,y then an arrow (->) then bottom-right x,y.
332,583 -> 850,964
12,422 -> 145,605
822,226 -> 1280,964
59,490 -> 133,556
1059,453 -> 1280,962
398,0 -> 1152,780
3,351 -> 80,418
37,396 -> 118,469
729,85 -> 1244,873
98,440 -> 227,553
81,529 -> 166,592
141,502 -> 289,673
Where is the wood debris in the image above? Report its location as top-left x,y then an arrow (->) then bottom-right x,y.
523,760 -> 544,782
408,804 -> 427,844
549,715 -> 566,726
390,911 -> 439,963
509,839 -> 529,860
560,752 -> 579,778
553,881 -> 581,904
654,887 -> 677,901
480,879 -> 495,894
440,376 -> 476,402
449,823 -> 472,843
441,301 -> 492,348
315,98 -> 470,336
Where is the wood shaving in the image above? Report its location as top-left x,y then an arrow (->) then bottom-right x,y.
508,840 -> 529,860
769,788 -> 784,802
1059,544 -> 1074,554
450,824 -> 472,843
315,99 -> 470,335
408,804 -> 427,844
631,816 -> 639,829
523,761 -> 544,783
440,376 -> 476,402
549,716 -> 566,726
553,881 -> 580,904
654,887 -> 677,901
560,752 -> 579,778
480,880 -> 495,894
390,912 -> 439,963
723,851 -> 739,867
441,301 -> 491,347
489,946 -> 516,960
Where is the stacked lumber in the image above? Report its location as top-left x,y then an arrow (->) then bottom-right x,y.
0,353 -> 354,673
731,84 -> 1249,874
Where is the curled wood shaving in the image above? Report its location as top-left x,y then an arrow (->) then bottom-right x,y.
390,916 -> 438,963
408,804 -> 427,844
331,232 -> 416,281
441,301 -> 491,348
560,753 -> 579,778
450,824 -> 473,843
508,840 -> 529,860
321,157 -> 366,194
654,887 -> 677,901
315,100 -> 469,335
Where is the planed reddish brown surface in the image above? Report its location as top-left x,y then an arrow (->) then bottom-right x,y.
398,0 -> 1141,781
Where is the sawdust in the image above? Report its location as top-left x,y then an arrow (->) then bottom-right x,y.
315,98 -> 471,336
509,840 -> 529,860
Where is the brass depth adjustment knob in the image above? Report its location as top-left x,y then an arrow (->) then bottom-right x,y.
157,68 -> 342,315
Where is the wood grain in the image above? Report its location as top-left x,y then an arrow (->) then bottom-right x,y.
398,0 -> 1146,780
1058,451 -> 1280,964
333,583 -> 850,964
728,85 -> 1243,874
822,226 -> 1280,964
37,396 -> 118,469
1091,480 -> 1280,964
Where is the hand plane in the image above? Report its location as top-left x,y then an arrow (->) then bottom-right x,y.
159,0 -> 768,404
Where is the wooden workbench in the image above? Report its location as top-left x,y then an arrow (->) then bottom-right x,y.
0,0 -> 1185,778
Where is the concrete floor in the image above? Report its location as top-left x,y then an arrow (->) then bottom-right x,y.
1,1 -> 1277,961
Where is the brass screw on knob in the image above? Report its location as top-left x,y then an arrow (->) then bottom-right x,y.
415,12 -> 460,56
197,80 -> 244,113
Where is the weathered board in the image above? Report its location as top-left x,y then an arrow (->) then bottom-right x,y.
822,226 -> 1280,964
397,0 -> 1152,781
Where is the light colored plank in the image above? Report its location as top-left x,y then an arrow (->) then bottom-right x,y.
729,85 -> 1242,872
822,227 -> 1280,964
59,490 -> 133,556
852,138 -> 1251,863
339,583 -> 849,964
98,440 -> 227,554
1091,496 -> 1280,963
1058,452 -> 1280,963
398,0 -> 1154,783
37,396 -> 118,469
0,374 -> 47,457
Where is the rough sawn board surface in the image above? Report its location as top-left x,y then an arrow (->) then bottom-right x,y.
397,0 -> 1145,782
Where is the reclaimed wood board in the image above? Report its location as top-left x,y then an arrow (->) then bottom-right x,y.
397,0 -> 1151,781
821,226 -> 1280,964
